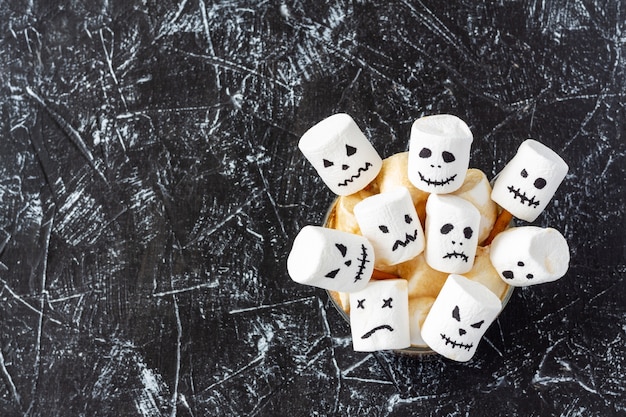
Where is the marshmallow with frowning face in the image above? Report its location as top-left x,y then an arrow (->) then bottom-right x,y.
421,274 -> 501,362
299,113 -> 383,195
425,194 -> 480,274
349,279 -> 410,351
354,187 -> 425,266
408,115 -> 473,194
489,226 -> 570,287
287,226 -> 374,293
491,139 -> 568,222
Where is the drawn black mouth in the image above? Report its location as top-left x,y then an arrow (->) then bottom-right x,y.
337,162 -> 373,187
440,333 -> 473,350
353,244 -> 370,283
392,229 -> 419,251
443,251 -> 469,262
362,325 -> 394,339
418,171 -> 457,187
507,185 -> 540,208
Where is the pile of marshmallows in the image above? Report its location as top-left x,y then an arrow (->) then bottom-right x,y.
287,113 -> 570,362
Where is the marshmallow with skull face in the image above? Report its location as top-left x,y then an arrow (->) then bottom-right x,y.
408,115 -> 473,194
421,274 -> 501,362
353,187 -> 425,266
425,194 -> 481,274
491,139 -> 568,222
489,226 -> 570,287
298,113 -> 383,195
349,279 -> 410,351
287,225 -> 374,293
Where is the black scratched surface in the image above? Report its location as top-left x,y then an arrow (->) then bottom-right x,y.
0,1 -> 624,416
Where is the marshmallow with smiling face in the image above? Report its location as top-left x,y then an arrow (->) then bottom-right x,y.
349,279 -> 410,351
287,226 -> 374,293
408,115 -> 473,194
489,226 -> 570,286
298,113 -> 383,195
425,194 -> 481,274
421,274 -> 502,362
491,139 -> 568,222
353,187 -> 425,266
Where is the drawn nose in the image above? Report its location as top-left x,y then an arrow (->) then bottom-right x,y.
459,328 -> 466,336
342,164 -> 349,170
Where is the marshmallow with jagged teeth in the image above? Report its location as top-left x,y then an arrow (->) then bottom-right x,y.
425,194 -> 481,274
489,226 -> 570,286
299,113 -> 383,195
491,139 -> 568,222
408,114 -> 473,194
421,274 -> 501,362
354,187 -> 425,266
349,279 -> 410,351
287,225 -> 374,292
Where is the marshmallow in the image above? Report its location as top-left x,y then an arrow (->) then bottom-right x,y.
451,169 -> 498,244
299,113 -> 383,195
349,279 -> 411,351
489,226 -> 570,286
354,187 -> 425,266
425,194 -> 481,274
287,226 -> 374,292
408,115 -> 473,194
491,139 -> 568,222
421,274 -> 502,362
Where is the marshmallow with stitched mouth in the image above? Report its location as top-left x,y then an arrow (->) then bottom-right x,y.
353,187 -> 425,266
421,274 -> 501,362
408,114 -> 473,194
491,139 -> 568,222
298,113 -> 383,195
489,226 -> 570,287
349,279 -> 410,351
287,226 -> 374,293
425,194 -> 480,274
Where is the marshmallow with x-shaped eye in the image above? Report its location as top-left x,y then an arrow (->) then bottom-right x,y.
299,113 -> 383,195
421,274 -> 501,362
491,139 -> 568,222
354,187 -> 425,267
425,194 -> 481,274
408,114 -> 473,194
349,279 -> 410,351
287,226 -> 374,293
489,226 -> 570,286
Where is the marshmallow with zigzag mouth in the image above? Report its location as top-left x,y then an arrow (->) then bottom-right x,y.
425,194 -> 480,274
349,279 -> 410,351
299,113 -> 383,195
354,186 -> 425,266
421,274 -> 501,362
491,139 -> 568,222
489,226 -> 570,286
408,114 -> 473,194
287,226 -> 374,293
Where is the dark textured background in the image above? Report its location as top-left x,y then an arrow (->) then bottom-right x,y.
0,1 -> 624,416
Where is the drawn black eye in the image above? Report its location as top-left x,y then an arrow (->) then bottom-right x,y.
419,147 -> 432,158
404,214 -> 413,224
323,159 -> 334,168
379,225 -> 389,233
452,305 -> 461,321
382,298 -> 393,308
520,169 -> 528,178
440,223 -> 454,234
463,227 -> 473,239
335,243 -> 347,257
325,269 -> 339,279
442,151 -> 455,163
471,320 -> 484,329
534,177 -> 547,189
517,261 -> 525,266
357,299 -> 365,309
526,273 -> 534,279
346,144 -> 357,156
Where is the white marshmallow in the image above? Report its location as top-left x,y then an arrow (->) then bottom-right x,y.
489,226 -> 570,286
299,113 -> 383,195
287,225 -> 374,292
353,187 -> 425,266
408,115 -> 473,194
425,194 -> 480,274
491,139 -> 568,222
349,279 -> 411,351
421,274 -> 501,362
